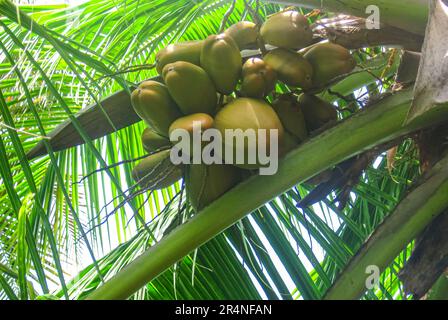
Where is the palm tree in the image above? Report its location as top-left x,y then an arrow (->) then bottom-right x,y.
0,0 -> 447,300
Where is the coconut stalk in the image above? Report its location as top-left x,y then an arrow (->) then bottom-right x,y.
86,88 -> 448,300
264,0 -> 429,35
324,152 -> 448,300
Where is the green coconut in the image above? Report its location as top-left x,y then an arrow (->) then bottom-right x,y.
162,61 -> 217,115
224,21 -> 259,50
260,10 -> 313,49
168,113 -> 214,156
280,131 -> 300,156
141,127 -> 172,153
131,80 -> 183,137
271,94 -> 308,142
298,94 -> 338,131
241,57 -> 277,98
186,163 -> 243,211
264,48 -> 313,89
200,34 -> 242,95
155,40 -> 203,75
213,98 -> 284,169
303,42 -> 356,88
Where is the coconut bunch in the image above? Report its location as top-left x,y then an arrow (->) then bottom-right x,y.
130,10 -> 356,211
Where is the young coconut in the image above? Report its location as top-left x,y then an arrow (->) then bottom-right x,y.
303,42 -> 356,88
241,57 -> 277,98
155,40 -> 204,75
168,113 -> 214,158
224,21 -> 259,50
131,81 -> 183,137
280,131 -> 300,156
132,150 -> 183,190
186,163 -> 243,211
298,94 -> 338,131
213,98 -> 284,169
141,127 -> 172,153
271,94 -> 308,142
200,34 -> 242,95
264,48 -> 313,89
162,61 -> 217,115
260,10 -> 313,50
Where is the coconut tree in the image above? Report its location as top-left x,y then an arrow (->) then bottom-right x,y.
0,0 -> 447,300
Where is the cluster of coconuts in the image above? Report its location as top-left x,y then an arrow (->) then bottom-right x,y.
130,10 -> 356,212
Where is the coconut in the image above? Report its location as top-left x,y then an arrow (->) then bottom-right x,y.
168,113 -> 214,157
162,61 -> 217,115
303,42 -> 356,88
214,98 -> 284,169
131,80 -> 183,137
280,131 -> 300,156
241,58 -> 277,98
298,94 -> 338,131
200,34 -> 242,95
141,127 -> 172,153
186,163 -> 243,211
260,11 -> 313,49
224,21 -> 258,50
264,48 -> 313,89
156,40 -> 203,75
169,113 -> 214,137
271,94 -> 308,142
